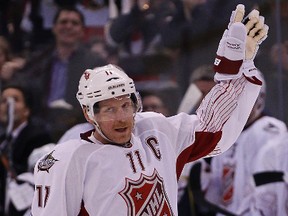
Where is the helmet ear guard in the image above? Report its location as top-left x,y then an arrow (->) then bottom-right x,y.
132,91 -> 143,113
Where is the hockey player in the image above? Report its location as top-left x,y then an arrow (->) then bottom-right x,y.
243,132 -> 288,216
202,72 -> 287,215
31,4 -> 268,216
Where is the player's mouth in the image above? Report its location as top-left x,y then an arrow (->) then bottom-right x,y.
115,127 -> 128,133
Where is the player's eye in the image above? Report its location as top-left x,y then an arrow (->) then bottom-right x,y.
102,106 -> 116,114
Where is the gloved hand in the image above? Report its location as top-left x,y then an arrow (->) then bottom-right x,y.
214,4 -> 268,81
214,4 -> 246,80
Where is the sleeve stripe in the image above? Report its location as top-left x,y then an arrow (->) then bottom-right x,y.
196,76 -> 246,132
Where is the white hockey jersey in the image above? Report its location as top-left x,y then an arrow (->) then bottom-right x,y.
31,77 -> 261,216
205,115 -> 287,215
239,133 -> 288,216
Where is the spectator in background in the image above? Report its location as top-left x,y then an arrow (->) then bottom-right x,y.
13,6 -> 106,142
177,64 -> 215,115
106,0 -> 176,57
17,0 -> 80,53
270,40 -> 288,72
141,90 -> 171,116
0,84 -> 53,216
88,36 -> 120,65
0,36 -> 25,87
25,0 -> 109,52
0,0 -> 27,54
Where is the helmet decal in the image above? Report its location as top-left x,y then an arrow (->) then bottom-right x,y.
105,70 -> 113,75
108,83 -> 125,90
84,71 -> 90,80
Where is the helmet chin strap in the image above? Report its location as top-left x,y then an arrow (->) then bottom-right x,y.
92,120 -> 115,144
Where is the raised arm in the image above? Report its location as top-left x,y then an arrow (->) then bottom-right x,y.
196,4 -> 268,156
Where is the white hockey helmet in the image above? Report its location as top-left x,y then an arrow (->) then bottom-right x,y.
76,64 -> 142,120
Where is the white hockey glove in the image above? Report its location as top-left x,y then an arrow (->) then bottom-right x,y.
214,4 -> 246,80
214,4 -> 268,82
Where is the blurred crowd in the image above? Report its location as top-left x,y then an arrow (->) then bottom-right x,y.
0,0 -> 288,215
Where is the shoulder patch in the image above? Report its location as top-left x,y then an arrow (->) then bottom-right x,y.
37,150 -> 59,173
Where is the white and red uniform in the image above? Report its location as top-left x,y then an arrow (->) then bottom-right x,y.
238,133 -> 288,216
31,76 -> 261,216
204,115 -> 287,215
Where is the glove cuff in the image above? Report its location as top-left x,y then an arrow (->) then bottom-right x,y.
214,71 -> 242,81
241,60 -> 262,85
213,55 -> 243,74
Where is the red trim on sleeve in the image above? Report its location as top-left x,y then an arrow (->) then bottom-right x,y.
176,131 -> 222,179
244,75 -> 262,85
214,55 -> 243,74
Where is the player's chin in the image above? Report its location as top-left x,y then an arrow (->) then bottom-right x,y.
114,132 -> 132,145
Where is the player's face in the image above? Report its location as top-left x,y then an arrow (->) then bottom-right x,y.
94,95 -> 135,144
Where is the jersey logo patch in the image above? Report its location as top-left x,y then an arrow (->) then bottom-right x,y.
119,169 -> 173,216
37,150 -> 59,173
